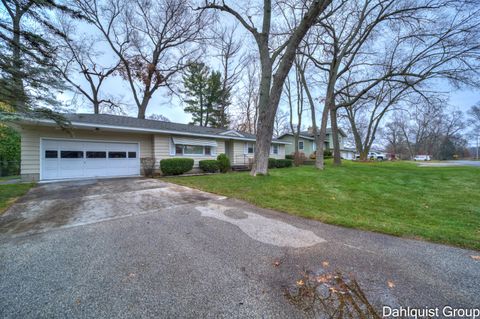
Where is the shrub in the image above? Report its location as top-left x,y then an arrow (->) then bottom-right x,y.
199,160 -> 219,173
160,158 -> 194,175
140,157 -> 156,177
268,158 -> 277,169
217,153 -> 230,173
309,152 -> 316,159
324,150 -> 333,159
276,159 -> 293,168
285,154 -> 294,160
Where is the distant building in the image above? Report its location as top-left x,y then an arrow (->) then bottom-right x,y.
277,127 -> 355,159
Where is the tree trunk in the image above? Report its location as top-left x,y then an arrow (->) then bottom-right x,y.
138,94 -> 152,119
359,150 -> 369,161
12,12 -> 26,111
251,46 -> 273,176
315,104 -> 329,169
93,101 -> 100,114
330,107 -> 341,166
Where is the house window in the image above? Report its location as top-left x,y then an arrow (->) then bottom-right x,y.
247,143 -> 255,154
61,151 -> 83,158
184,145 -> 204,155
175,145 -> 214,156
128,152 -> 137,158
272,144 -> 279,155
108,152 -> 127,158
45,150 -> 58,158
86,151 -> 106,158
298,141 -> 304,150
175,145 -> 183,155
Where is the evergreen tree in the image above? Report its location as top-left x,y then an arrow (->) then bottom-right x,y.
182,63 -> 210,126
182,63 -> 229,128
0,0 -> 81,125
209,71 -> 231,128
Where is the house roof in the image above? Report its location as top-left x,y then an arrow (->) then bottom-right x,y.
277,128 -> 347,141
299,128 -> 347,137
18,113 -> 289,144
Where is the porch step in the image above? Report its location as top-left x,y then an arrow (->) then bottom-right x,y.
231,165 -> 250,172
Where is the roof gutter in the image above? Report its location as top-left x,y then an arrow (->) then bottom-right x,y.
18,119 -> 292,144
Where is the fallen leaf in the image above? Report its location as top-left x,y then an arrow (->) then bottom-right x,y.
296,279 -> 305,286
272,259 -> 282,267
322,261 -> 329,268
471,255 -> 480,261
75,298 -> 81,305
387,280 -> 395,288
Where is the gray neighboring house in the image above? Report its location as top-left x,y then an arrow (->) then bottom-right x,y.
12,114 -> 288,182
277,128 -> 355,159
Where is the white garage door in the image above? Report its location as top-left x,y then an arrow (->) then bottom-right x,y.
41,139 -> 140,180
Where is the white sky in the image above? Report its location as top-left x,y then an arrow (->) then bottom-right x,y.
60,4 -> 480,146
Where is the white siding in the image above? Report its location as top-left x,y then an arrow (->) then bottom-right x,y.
231,141 -> 285,165
20,125 -> 153,175
153,134 -> 225,168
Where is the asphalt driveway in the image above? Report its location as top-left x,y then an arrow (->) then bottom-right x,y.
0,178 -> 479,318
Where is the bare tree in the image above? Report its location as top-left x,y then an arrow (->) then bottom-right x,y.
212,24 -> 245,128
285,56 -> 306,165
273,108 -> 289,138
54,16 -> 121,114
199,0 -> 333,175
75,0 -> 208,119
232,59 -> 259,134
391,101 -> 465,160
467,104 -> 480,159
302,0 -> 480,167
147,113 -> 170,122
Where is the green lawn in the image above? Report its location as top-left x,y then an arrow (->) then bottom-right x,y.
0,183 -> 34,214
167,160 -> 480,250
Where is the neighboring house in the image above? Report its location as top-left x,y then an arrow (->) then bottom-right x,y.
340,147 -> 356,160
277,127 -> 349,157
11,114 -> 288,182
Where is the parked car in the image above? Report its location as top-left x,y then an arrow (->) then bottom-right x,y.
413,155 -> 431,161
355,152 -> 387,160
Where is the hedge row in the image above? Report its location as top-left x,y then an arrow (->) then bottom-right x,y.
268,158 -> 293,169
160,158 -> 194,175
160,155 -> 291,175
199,160 -> 219,173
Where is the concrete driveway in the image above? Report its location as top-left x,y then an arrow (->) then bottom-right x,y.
0,178 -> 479,318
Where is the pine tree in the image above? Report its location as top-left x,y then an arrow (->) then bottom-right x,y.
182,62 -> 229,128
0,0 -> 81,125
182,63 -> 210,126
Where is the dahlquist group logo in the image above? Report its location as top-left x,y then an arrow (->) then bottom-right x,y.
383,306 -> 480,318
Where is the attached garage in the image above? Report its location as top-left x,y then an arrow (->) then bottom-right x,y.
41,139 -> 140,180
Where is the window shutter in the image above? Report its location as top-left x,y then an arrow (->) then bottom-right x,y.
244,142 -> 248,155
211,147 -> 217,156
270,145 -> 273,154
169,138 -> 176,156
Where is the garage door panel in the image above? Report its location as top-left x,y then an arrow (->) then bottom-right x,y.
41,139 -> 140,180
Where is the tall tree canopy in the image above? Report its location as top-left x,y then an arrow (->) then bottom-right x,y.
0,0 -> 80,123
182,62 -> 230,127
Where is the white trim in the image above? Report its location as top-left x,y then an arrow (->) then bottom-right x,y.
39,137 -> 141,181
38,175 -> 142,184
23,119 -> 291,144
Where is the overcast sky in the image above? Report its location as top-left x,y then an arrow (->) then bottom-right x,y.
62,5 -> 480,147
